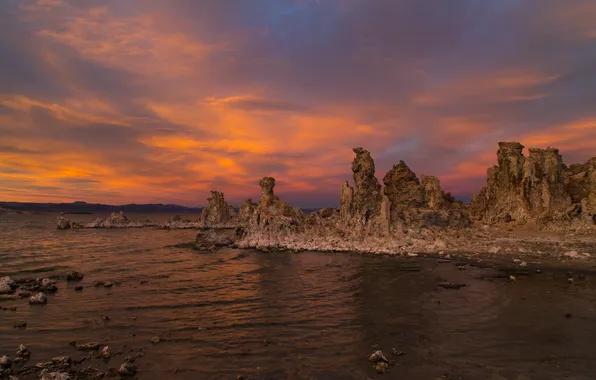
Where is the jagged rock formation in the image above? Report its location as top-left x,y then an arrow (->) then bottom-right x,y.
234,147 -> 471,252
350,147 -> 382,222
471,142 -> 595,228
199,191 -> 236,227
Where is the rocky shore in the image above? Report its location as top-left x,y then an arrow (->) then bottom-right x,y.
202,141 -> 594,266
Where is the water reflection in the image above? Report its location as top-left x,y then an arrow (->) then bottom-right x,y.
1,213 -> 596,379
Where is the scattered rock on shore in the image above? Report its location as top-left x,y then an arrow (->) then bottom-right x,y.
118,362 -> 137,377
0,276 -> 16,295
29,292 -> 47,305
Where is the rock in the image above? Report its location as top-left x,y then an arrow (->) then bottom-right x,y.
84,211 -> 158,228
438,282 -> 466,289
76,342 -> 99,351
150,337 -> 160,344
195,229 -> 234,250
375,362 -> 390,374
103,282 -> 113,288
40,371 -> 71,380
0,276 -> 16,294
488,246 -> 501,254
13,322 -> 27,329
1,355 -> 11,368
101,346 -> 111,359
29,292 -> 47,305
74,286 -> 83,291
471,142 -> 596,228
392,348 -> 405,356
16,344 -> 30,359
352,147 -> 382,222
199,191 -> 236,227
56,213 -> 74,229
368,350 -> 389,364
564,250 -> 580,259
41,278 -> 58,292
65,272 -> 83,281
118,362 -> 137,377
339,181 -> 354,222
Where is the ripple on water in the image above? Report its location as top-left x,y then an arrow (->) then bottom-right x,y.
2,213 -> 596,379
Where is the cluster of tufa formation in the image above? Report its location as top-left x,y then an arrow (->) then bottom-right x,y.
234,147 -> 470,252
339,148 -> 469,234
470,142 -> 596,229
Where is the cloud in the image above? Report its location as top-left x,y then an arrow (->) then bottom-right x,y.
0,0 -> 595,206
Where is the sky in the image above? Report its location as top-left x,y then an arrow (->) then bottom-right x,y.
1,0 -> 596,208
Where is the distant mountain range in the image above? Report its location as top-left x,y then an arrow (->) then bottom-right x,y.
0,201 -> 203,214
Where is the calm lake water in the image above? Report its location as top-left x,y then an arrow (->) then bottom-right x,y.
1,213 -> 596,380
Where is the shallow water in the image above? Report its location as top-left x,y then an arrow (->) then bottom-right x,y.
2,213 -> 596,379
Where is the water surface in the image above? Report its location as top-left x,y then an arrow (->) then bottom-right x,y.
1,213 -> 596,379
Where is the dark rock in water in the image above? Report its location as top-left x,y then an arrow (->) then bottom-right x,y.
195,229 -> 234,250
93,281 -> 105,287
16,344 -> 30,359
66,271 -> 84,281
74,286 -> 83,291
368,350 -> 389,363
392,348 -> 406,356
41,278 -> 58,292
18,292 -> 31,298
438,282 -> 467,289
29,292 -> 47,305
13,322 -> 27,329
118,362 -> 137,377
103,282 -> 113,288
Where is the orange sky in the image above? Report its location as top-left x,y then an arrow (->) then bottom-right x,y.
1,0 -> 595,207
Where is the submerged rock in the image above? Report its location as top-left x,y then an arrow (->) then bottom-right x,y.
195,229 -> 234,250
29,292 -> 47,305
65,272 -> 83,281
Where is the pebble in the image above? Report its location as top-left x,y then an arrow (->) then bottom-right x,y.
103,282 -> 113,288
368,350 -> 388,363
0,355 -> 11,368
29,292 -> 47,305
151,337 -> 160,344
118,362 -> 137,377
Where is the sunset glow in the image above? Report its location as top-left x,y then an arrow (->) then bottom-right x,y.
1,0 -> 596,207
